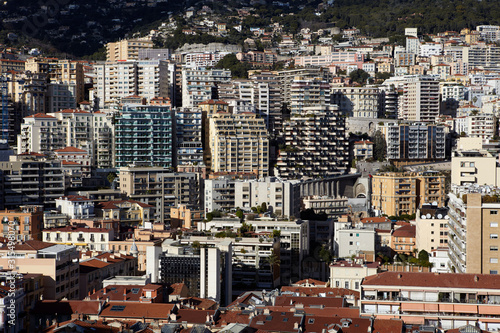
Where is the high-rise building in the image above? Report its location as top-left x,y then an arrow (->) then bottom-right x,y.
401,76 -> 440,122
331,86 -> 381,118
106,38 -> 154,61
448,186 -> 500,274
94,60 -> 169,109
119,167 -> 200,225
208,112 -> 269,178
276,105 -> 348,179
115,105 -> 174,168
0,154 -> 65,209
17,113 -> 64,155
290,77 -> 331,114
175,107 -> 203,166
181,68 -> 231,108
381,123 -> 446,162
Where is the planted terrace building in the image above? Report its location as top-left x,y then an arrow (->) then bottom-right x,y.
361,271 -> 500,331
276,105 -> 348,179
115,105 -> 174,168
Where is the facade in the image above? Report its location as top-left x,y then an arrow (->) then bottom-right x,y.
353,140 -> 374,160
290,77 -> 331,114
0,241 -> 79,300
401,76 -> 440,122
94,60 -> 169,108
455,114 -> 496,140
234,177 -> 301,218
361,272 -> 500,330
170,204 -> 204,229
329,259 -> 379,292
448,188 -> 500,274
176,107 -> 203,166
119,167 -> 200,224
0,154 -> 65,209
337,227 -> 376,258
303,196 -> 349,220
95,199 -> 154,228
43,226 -> 114,251
17,113 -> 63,155
208,112 -> 269,178
381,123 -> 446,162
371,171 -> 446,217
415,206 -> 449,252
204,178 -> 235,213
277,106 -> 348,179
331,87 -> 380,118
0,205 -> 44,241
106,38 -> 154,61
181,68 -> 231,108
451,150 -> 500,186
115,105 -> 174,168
391,224 -> 416,255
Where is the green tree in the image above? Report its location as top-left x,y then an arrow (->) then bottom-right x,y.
373,130 -> 387,162
349,69 -> 370,85
214,53 -> 252,79
236,209 -> 244,220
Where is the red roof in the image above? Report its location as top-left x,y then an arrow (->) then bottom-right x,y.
56,109 -> 90,114
199,99 -> 228,105
62,160 -> 81,165
363,272 -> 500,289
392,224 -> 416,238
99,302 -> 175,319
26,113 -> 55,118
55,146 -> 87,153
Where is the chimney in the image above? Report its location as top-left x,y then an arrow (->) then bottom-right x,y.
397,274 -> 402,279
124,288 -> 127,301
474,275 -> 479,282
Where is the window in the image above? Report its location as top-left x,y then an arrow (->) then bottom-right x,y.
355,282 -> 359,290
491,270 -> 498,274
491,246 -> 499,251
490,258 -> 498,264
491,222 -> 499,228
335,281 -> 340,287
345,281 -> 349,289
491,234 -> 499,239
491,210 -> 498,215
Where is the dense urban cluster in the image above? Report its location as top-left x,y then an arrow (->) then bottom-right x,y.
2,2 -> 500,333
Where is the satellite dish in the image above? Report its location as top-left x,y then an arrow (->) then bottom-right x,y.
444,215 -> 449,219
437,214 -> 443,219
421,215 -> 426,219
426,213 -> 431,219
432,201 -> 438,206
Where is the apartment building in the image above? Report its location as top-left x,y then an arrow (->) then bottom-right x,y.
451,150 -> 500,186
55,195 -> 94,219
290,77 -> 330,114
147,239 -> 231,304
119,167 -> 199,224
454,114 -> 496,140
170,204 -> 204,229
115,105 -> 174,168
106,38 -> 154,61
331,87 -> 381,118
401,76 -> 440,122
303,196 -> 349,220
0,205 -> 43,241
278,68 -> 332,106
448,187 -> 500,274
208,112 -> 269,178
415,205 -> 449,252
0,240 -> 79,300
371,171 -> 446,217
337,227 -> 376,258
177,235 -> 279,300
17,113 -> 64,155
199,218 -> 309,285
381,123 -> 446,162
46,82 -> 77,113
25,58 -> 85,104
329,259 -> 379,292
43,226 -> 114,251
0,154 -> 64,209
54,147 -> 91,187
176,107 -> 203,166
204,177 -> 236,213
95,199 -> 154,228
463,44 -> 500,71
181,68 -> 231,108
361,272 -> 500,330
94,60 -> 169,108
277,105 -> 348,179
234,177 -> 301,218
391,224 -> 416,255
353,140 -> 374,160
